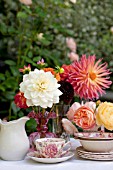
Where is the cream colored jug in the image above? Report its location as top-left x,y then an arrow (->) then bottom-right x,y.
0,116 -> 30,161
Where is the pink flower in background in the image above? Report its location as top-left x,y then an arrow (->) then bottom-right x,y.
37,58 -> 45,65
66,37 -> 76,52
37,33 -> 44,40
19,0 -> 32,5
68,55 -> 112,100
68,52 -> 79,62
19,64 -> 31,74
110,26 -> 113,33
70,0 -> 77,3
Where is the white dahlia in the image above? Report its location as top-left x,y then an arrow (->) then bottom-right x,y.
19,69 -> 62,108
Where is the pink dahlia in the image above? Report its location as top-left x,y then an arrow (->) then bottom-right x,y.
68,55 -> 112,100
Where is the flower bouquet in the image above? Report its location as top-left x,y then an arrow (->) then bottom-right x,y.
61,55 -> 113,134
14,59 -> 75,150
60,54 -> 113,154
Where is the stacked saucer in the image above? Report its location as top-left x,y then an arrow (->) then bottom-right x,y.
76,146 -> 113,161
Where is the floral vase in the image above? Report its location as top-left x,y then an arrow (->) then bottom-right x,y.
28,111 -> 57,151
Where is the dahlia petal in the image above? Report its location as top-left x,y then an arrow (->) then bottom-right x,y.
26,99 -> 34,106
93,58 -> 102,70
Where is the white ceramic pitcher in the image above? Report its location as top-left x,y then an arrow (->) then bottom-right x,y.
0,116 -> 30,161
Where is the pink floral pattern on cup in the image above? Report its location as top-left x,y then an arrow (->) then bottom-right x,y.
34,138 -> 71,158
45,144 -> 58,158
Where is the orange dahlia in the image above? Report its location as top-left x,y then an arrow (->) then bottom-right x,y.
43,68 -> 60,81
68,55 -> 112,100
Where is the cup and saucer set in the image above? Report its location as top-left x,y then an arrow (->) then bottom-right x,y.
27,138 -> 74,163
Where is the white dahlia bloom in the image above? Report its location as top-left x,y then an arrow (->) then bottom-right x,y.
19,69 -> 62,108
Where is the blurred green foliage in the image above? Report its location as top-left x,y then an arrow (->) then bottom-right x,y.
0,0 -> 113,124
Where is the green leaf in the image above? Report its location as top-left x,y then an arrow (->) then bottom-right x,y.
26,118 -> 37,133
0,73 -> 5,81
0,22 -> 7,34
21,6 -> 32,14
4,91 -> 15,100
28,51 -> 33,58
33,56 -> 41,62
35,7 -> 47,18
4,77 -> 18,89
39,38 -> 51,46
18,111 -> 25,118
0,85 -> 5,92
17,12 -> 28,19
8,27 -> 16,34
11,101 -> 20,113
21,56 -> 38,66
4,60 -> 16,66
10,66 -> 19,77
5,71 -> 11,78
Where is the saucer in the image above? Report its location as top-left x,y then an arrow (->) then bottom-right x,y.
27,151 -> 74,163
76,146 -> 113,161
77,146 -> 113,155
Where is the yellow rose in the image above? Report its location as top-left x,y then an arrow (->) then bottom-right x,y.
96,102 -> 113,130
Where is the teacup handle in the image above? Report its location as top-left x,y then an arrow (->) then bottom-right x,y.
63,141 -> 71,149
60,142 -> 71,157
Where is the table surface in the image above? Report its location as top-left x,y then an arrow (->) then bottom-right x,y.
1,138 -> 113,170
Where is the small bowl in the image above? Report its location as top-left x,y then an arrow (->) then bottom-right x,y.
74,132 -> 113,152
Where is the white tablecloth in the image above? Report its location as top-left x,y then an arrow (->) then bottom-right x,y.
0,138 -> 113,170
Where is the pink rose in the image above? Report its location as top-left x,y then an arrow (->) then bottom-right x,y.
66,37 -> 76,52
19,0 -> 32,5
73,106 -> 96,130
67,101 -> 96,121
68,52 -> 79,62
62,118 -> 78,135
84,101 -> 96,111
67,102 -> 81,120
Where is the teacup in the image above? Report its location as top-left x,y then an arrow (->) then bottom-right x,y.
34,138 -> 71,158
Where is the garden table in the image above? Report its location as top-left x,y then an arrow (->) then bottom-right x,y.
0,138 -> 113,170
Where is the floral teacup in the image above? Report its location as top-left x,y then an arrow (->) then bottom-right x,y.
34,138 -> 71,158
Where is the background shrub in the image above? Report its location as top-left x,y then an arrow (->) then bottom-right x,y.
0,0 -> 113,121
